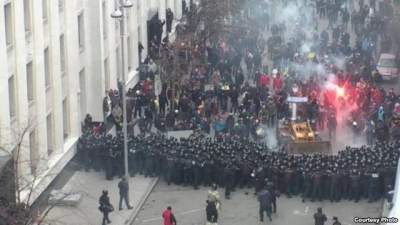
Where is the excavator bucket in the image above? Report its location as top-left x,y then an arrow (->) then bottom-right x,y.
288,141 -> 332,155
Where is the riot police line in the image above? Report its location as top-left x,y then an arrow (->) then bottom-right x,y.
77,125 -> 398,204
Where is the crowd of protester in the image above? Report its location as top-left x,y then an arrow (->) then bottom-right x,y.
79,0 -> 400,209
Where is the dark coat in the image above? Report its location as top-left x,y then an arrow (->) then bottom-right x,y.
313,212 -> 327,225
257,189 -> 272,207
99,194 -> 113,213
166,112 -> 175,127
223,167 -> 234,185
118,180 -> 129,195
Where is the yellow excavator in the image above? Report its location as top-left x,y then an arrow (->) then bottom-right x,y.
276,96 -> 332,154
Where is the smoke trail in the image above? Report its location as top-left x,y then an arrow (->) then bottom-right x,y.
265,127 -> 278,150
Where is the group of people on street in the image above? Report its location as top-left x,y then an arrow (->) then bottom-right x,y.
97,0 -> 400,146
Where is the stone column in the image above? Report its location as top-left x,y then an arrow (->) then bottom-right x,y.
0,5 -> 11,151
31,0 -> 48,163
64,0 -> 81,139
84,0 -> 105,122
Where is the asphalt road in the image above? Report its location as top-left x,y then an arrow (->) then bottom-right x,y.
132,180 -> 383,225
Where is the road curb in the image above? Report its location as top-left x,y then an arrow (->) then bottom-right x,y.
125,177 -> 160,225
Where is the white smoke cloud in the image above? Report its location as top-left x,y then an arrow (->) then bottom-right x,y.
259,1 -> 367,151
300,43 -> 311,54
278,4 -> 299,23
265,127 -> 278,149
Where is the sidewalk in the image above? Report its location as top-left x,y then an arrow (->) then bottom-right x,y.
43,171 -> 158,225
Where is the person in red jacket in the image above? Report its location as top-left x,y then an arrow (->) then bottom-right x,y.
273,73 -> 283,93
260,73 -> 270,87
142,80 -> 150,92
162,206 -> 177,225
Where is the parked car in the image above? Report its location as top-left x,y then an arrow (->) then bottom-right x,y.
377,53 -> 398,81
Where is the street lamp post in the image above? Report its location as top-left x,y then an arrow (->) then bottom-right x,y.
111,0 -> 133,181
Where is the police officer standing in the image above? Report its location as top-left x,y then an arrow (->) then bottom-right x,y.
223,163 -> 234,199
105,149 -> 114,180
84,134 -> 93,172
284,165 -> 294,198
193,158 -> 201,190
302,169 -> 312,203
329,168 -> 341,202
253,166 -> 266,195
349,169 -> 360,202
311,168 -> 324,202
183,156 -> 193,187
166,154 -> 175,185
368,168 -> 380,203
203,155 -> 215,187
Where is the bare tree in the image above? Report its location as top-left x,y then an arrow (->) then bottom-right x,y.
155,0 -> 258,107
0,118 -> 80,225
188,0 -> 259,43
156,33 -> 205,111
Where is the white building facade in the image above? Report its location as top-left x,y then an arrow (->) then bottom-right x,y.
0,0 -> 183,203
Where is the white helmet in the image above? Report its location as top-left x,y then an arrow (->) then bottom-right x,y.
272,69 -> 278,75
352,121 -> 357,126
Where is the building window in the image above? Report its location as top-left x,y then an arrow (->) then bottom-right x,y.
42,0 -> 48,23
46,114 -> 54,156
104,59 -> 110,90
8,76 -> 16,119
78,13 -> 85,51
24,0 -> 32,35
26,62 -> 34,103
29,129 -> 37,175
62,98 -> 69,140
116,47 -> 121,79
60,35 -> 66,73
4,3 -> 13,48
79,69 -> 86,120
58,0 -> 64,11
102,1 -> 107,39
44,48 -> 50,89
127,36 -> 132,71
